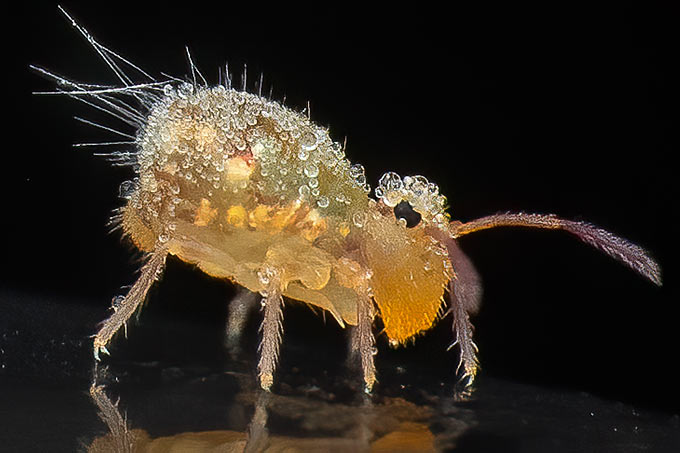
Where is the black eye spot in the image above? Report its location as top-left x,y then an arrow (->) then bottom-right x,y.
394,200 -> 422,228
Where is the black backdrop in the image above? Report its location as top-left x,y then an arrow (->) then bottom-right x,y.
5,2 -> 677,414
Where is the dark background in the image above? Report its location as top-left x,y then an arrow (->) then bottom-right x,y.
5,1 -> 677,416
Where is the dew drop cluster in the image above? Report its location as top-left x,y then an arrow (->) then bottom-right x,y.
129,83 -> 373,239
375,172 -> 449,228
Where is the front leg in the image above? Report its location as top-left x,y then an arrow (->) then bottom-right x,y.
444,239 -> 482,395
93,249 -> 167,360
256,266 -> 285,391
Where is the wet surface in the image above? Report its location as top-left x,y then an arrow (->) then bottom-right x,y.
2,290 -> 679,452
3,366 -> 679,452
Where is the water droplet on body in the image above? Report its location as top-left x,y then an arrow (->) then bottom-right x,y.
119,180 -> 136,199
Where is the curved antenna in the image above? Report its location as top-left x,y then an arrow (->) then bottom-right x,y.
449,212 -> 662,286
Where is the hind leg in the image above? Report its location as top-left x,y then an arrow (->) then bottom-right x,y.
93,250 -> 167,360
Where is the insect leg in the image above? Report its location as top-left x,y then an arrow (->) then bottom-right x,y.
225,287 -> 259,356
449,297 -> 478,397
257,267 -> 284,391
349,286 -> 377,393
449,213 -> 661,285
444,240 -> 482,395
93,250 -> 167,360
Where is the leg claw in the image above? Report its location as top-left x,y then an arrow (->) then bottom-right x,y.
363,375 -> 376,394
259,373 -> 273,392
93,343 -> 110,361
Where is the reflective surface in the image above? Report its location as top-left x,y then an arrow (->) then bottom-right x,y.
3,366 -> 680,452
1,291 -> 679,452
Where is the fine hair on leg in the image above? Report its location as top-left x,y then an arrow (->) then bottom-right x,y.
442,239 -> 482,395
93,249 -> 167,360
257,267 -> 284,391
